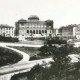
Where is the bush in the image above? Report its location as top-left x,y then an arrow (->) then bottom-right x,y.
0,35 -> 19,42
11,62 -> 80,80
46,37 -> 67,45
29,55 -> 41,61
10,44 -> 80,80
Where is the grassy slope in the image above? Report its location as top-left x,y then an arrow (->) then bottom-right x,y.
0,47 -> 23,67
11,46 -> 40,57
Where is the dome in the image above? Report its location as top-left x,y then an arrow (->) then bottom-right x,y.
18,19 -> 27,22
28,15 -> 39,20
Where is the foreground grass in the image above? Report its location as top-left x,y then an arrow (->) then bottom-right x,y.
0,47 -> 23,67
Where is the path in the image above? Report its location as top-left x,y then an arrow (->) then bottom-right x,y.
0,42 -> 43,47
0,42 -> 80,63
0,43 -> 31,64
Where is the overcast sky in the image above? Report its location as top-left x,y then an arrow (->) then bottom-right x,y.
0,0 -> 80,28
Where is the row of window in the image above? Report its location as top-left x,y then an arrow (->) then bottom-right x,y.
0,31 -> 14,33
26,30 -> 47,34
0,28 -> 13,30
20,27 -> 46,29
20,23 -> 46,27
20,25 -> 46,28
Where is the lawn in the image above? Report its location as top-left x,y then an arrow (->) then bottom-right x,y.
11,46 -> 40,57
0,47 -> 23,67
17,40 -> 45,45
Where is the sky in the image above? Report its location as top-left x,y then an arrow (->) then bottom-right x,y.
0,0 -> 80,28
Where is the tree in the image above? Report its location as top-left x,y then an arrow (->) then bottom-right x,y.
11,43 -> 80,80
35,44 -> 80,80
45,20 -> 53,28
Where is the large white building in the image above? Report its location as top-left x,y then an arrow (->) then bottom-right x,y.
15,15 -> 53,41
0,24 -> 14,37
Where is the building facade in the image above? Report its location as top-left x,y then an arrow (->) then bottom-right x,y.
58,25 -> 78,40
75,24 -> 80,39
0,24 -> 14,37
15,15 -> 53,41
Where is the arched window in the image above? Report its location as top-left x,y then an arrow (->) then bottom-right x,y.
30,30 -> 32,33
36,30 -> 38,34
33,30 -> 35,34
27,30 -> 29,33
39,30 -> 41,34
42,30 -> 44,33
45,30 -> 47,33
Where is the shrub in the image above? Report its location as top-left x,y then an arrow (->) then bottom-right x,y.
29,55 -> 41,61
0,35 -> 19,42
46,37 -> 67,45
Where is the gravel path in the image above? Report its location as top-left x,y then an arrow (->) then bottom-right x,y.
0,43 -> 30,64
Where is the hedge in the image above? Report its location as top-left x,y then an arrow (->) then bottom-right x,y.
0,36 -> 19,42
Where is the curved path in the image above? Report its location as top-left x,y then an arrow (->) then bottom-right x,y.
0,42 -> 80,80
4,46 -> 30,63
0,42 -> 43,64
0,43 -> 30,64
0,42 -> 80,63
0,42 -> 43,47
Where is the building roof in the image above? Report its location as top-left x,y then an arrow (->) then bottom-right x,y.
17,16 -> 53,26
18,18 -> 46,25
0,24 -> 14,28
18,19 -> 27,22
28,15 -> 39,20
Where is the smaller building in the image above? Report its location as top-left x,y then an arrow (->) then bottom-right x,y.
58,24 -> 78,40
0,24 -> 14,37
75,24 -> 80,39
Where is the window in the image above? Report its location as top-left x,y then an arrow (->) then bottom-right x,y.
36,30 -> 38,34
42,30 -> 44,33
45,30 -> 47,33
30,30 -> 32,33
33,30 -> 35,34
39,30 -> 41,34
27,30 -> 29,33
12,31 -> 14,33
12,28 -> 13,30
6,31 -> 8,33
